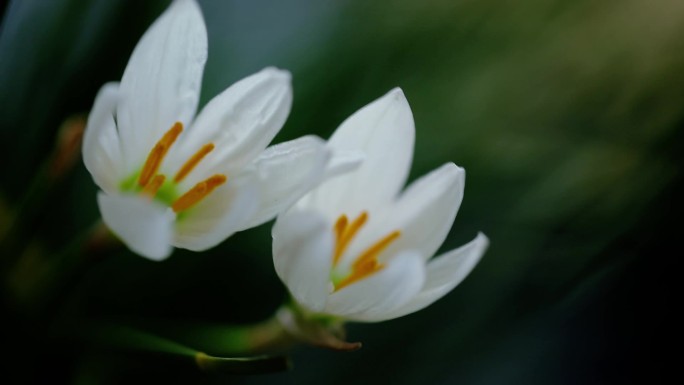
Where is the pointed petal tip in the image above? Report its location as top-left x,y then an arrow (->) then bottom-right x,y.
453,231 -> 490,266
300,134 -> 326,147
442,162 -> 465,175
388,86 -> 405,98
365,232 -> 488,322
381,87 -> 409,106
173,0 -> 202,12
260,67 -> 292,83
169,0 -> 206,28
475,231 -> 490,250
431,162 -> 466,186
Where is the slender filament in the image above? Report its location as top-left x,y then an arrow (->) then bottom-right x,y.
141,174 -> 166,198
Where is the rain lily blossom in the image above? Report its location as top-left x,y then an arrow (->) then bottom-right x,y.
83,0 -> 354,260
273,89 -> 489,323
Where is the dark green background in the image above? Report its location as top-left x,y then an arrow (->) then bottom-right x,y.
0,0 -> 680,383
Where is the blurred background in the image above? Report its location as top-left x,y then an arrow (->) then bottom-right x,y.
0,0 -> 681,383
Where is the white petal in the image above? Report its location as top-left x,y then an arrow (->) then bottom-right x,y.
167,68 -> 292,182
272,210 -> 334,312
98,192 -> 175,261
116,0 -> 207,172
301,88 -> 414,217
82,82 -> 123,194
383,163 -> 466,261
374,233 -> 488,322
235,136 -> 330,231
322,147 -> 364,180
325,250 -> 425,322
331,164 -> 464,271
293,148 -> 364,212
173,173 -> 260,251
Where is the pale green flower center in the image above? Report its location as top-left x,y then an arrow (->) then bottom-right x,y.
330,211 -> 401,291
120,121 -> 227,218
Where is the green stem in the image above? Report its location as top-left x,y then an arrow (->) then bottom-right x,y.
87,323 -> 290,374
171,314 -> 296,356
148,302 -> 360,355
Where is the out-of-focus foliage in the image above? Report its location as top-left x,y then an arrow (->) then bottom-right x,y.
0,0 -> 680,384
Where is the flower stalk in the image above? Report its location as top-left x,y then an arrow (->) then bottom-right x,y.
172,313 -> 296,355
177,303 -> 361,354
86,323 -> 290,374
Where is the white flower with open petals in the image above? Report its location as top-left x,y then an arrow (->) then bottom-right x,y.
83,0 -> 348,260
273,88 -> 489,323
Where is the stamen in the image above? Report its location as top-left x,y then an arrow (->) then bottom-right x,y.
332,215 -> 348,265
171,174 -> 227,213
173,143 -> 215,183
335,260 -> 382,291
141,174 -> 166,198
353,231 -> 401,269
333,211 -> 367,266
138,122 -> 183,187
335,230 -> 401,291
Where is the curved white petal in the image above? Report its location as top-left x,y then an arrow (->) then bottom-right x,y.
301,88 -> 414,218
167,68 -> 292,183
173,173 -> 260,251
98,192 -> 175,261
374,233 -> 488,322
331,164 -> 463,270
235,136 -> 330,231
323,147 -> 364,180
82,82 -> 123,194
116,0 -> 207,172
272,210 -> 334,312
293,148 -> 364,212
325,250 -> 425,322
383,163 -> 466,261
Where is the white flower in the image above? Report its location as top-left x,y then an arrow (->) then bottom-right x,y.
272,88 -> 489,323
82,0 -> 355,260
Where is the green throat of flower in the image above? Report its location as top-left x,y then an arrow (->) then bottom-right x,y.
330,211 -> 401,291
119,122 -> 227,218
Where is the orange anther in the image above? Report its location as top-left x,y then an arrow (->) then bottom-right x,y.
333,211 -> 367,266
333,215 -> 348,265
335,230 -> 401,291
171,174 -> 227,213
138,122 -> 183,187
353,231 -> 400,269
174,143 -> 215,183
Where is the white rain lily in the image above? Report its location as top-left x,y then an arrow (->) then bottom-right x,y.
273,88 -> 489,323
83,0 -> 355,260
